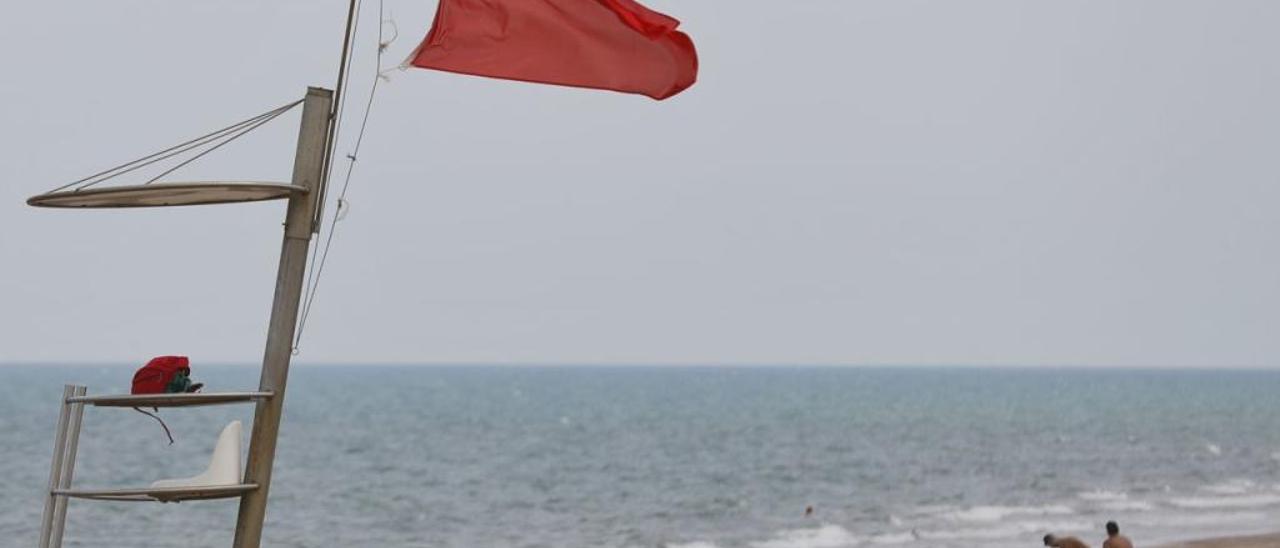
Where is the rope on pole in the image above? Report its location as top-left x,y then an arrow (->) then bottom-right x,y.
295,0 -> 393,353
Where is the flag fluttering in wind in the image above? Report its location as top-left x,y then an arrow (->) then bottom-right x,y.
408,0 -> 698,100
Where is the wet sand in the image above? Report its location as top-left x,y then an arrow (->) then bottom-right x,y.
1157,533 -> 1280,548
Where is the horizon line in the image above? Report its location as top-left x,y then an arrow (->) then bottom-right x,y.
1,361 -> 1277,370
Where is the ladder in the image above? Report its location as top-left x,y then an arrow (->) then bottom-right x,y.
31,86 -> 333,548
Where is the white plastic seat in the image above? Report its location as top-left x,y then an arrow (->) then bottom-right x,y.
151,421 -> 243,489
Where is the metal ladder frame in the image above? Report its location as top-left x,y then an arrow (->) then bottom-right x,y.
38,384 -> 86,548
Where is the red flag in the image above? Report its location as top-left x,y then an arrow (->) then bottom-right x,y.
408,0 -> 698,100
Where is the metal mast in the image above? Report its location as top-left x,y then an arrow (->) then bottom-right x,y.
235,3 -> 358,544
232,86 -> 332,548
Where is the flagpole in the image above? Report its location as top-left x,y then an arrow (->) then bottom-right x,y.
314,0 -> 360,231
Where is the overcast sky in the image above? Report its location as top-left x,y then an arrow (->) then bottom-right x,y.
2,1 -> 1278,367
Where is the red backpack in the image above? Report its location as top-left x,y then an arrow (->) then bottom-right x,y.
132,356 -> 192,394
131,356 -> 202,444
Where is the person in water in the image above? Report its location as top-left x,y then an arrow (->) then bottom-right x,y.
1044,533 -> 1091,548
1102,521 -> 1133,548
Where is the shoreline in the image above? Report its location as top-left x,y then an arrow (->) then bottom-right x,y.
1156,533 -> 1280,548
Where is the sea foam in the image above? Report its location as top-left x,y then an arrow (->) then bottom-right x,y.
1202,479 -> 1256,495
749,525 -> 862,548
1167,494 -> 1280,509
942,504 -> 1075,523
1077,490 -> 1128,501
1098,500 -> 1155,512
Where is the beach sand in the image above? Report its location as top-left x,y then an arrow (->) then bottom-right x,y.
1157,533 -> 1280,548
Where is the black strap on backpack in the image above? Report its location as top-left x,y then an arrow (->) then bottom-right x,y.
133,406 -> 175,445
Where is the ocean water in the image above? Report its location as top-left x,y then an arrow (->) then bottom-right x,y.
1,365 -> 1278,548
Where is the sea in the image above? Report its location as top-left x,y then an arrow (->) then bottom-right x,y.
1,365 -> 1278,548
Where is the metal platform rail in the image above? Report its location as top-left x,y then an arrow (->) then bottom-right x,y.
53,484 -> 259,503
68,391 -> 273,408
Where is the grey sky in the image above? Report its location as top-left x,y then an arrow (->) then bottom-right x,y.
2,1 -> 1277,366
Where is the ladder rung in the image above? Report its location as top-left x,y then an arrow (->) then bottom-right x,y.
67,392 -> 273,408
52,484 -> 258,502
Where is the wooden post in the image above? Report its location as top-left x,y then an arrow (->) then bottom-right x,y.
233,86 -> 333,548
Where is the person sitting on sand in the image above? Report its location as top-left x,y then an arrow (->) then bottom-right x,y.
1044,533 -> 1091,548
1102,521 -> 1133,548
